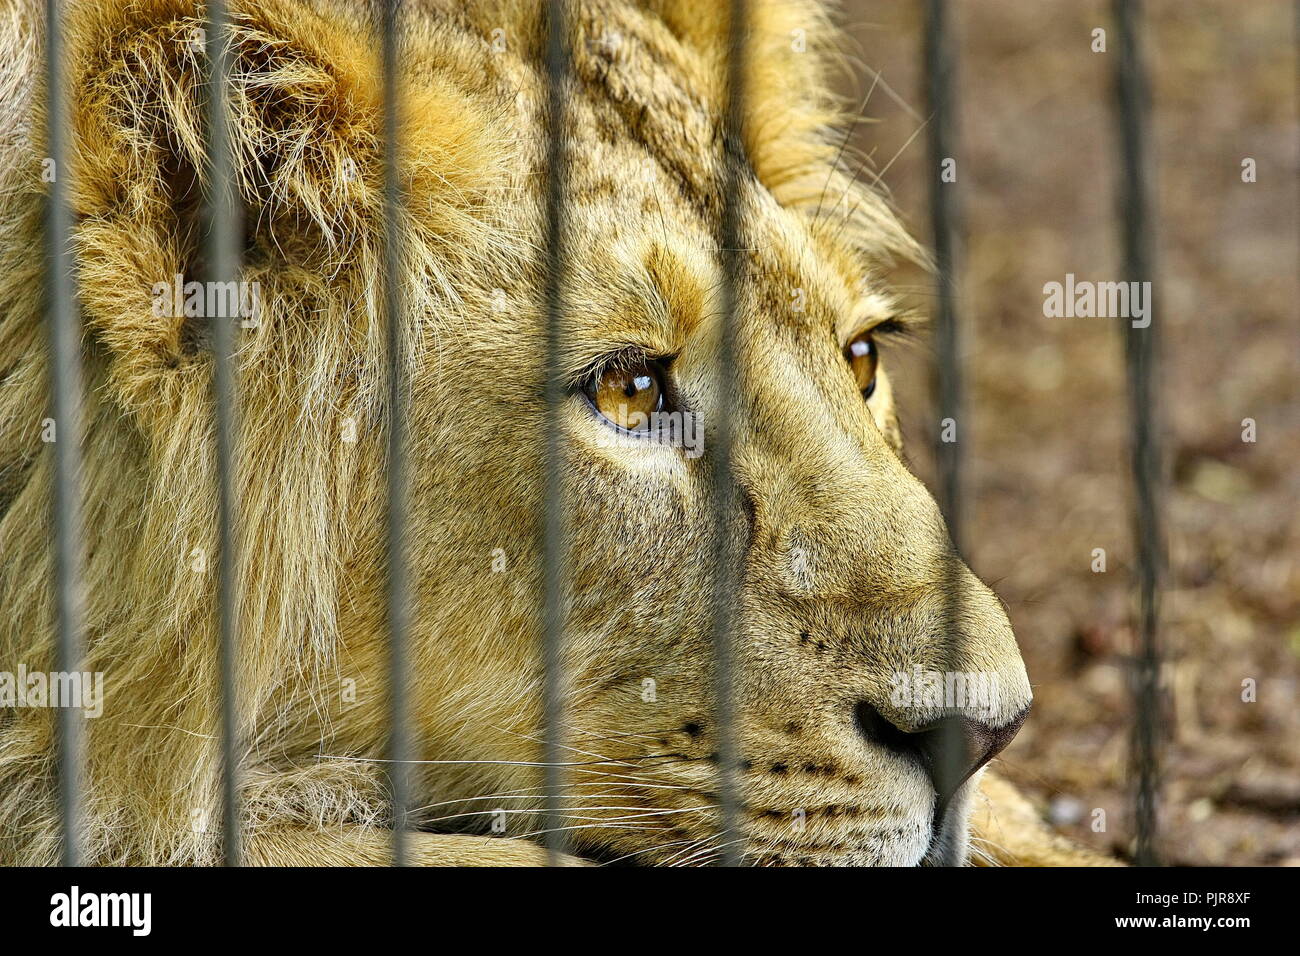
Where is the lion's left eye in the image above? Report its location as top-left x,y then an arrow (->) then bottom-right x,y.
582,361 -> 664,431
844,332 -> 879,400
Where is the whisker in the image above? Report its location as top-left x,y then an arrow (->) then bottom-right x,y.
489,724 -> 645,770
316,753 -> 634,770
656,836 -> 713,867
406,781 -> 702,816
597,838 -> 701,866
510,821 -> 671,843
418,803 -> 711,829
669,835 -> 749,868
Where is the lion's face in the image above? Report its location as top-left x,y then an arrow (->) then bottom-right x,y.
388,5 -> 1033,866
402,198 -> 1031,865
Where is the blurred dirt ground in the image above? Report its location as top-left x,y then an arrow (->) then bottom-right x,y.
838,0 -> 1299,865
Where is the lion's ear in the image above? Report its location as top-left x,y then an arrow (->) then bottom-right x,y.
63,0 -> 506,424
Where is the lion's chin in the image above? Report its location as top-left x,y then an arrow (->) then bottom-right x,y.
581,791 -> 961,866
920,779 -> 979,866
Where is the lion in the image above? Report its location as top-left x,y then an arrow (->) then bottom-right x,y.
0,0 -> 1114,866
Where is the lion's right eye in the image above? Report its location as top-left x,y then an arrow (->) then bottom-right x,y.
844,332 -> 879,400
583,361 -> 664,432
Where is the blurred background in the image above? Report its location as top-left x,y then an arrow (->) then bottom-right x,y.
836,0 -> 1298,865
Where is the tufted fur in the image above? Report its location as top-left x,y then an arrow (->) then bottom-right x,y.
0,0 -> 1111,865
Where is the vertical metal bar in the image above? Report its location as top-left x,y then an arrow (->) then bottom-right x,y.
381,0 -> 412,867
923,0 -> 966,867
541,0 -> 572,867
924,0 -> 962,547
44,0 -> 85,868
708,0 -> 749,868
205,0 -> 242,867
1112,0 -> 1162,868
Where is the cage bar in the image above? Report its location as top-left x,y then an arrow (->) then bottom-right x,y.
922,0 -> 967,868
706,0 -> 750,868
1112,0 -> 1163,868
381,0 -> 413,868
44,0 -> 85,869
923,1 -> 963,544
204,0 -> 243,868
540,0 -> 573,866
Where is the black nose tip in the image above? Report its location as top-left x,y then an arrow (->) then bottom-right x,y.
855,701 -> 1030,804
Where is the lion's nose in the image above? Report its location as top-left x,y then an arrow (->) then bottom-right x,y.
854,701 -> 1030,804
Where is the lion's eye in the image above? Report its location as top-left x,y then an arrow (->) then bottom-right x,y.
844,332 -> 879,400
584,361 -> 664,431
